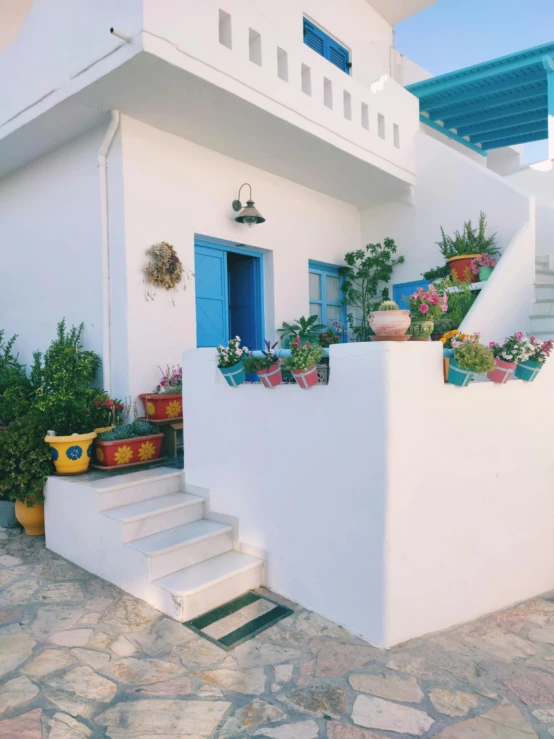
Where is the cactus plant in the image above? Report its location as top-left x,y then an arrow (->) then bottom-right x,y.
379,300 -> 399,311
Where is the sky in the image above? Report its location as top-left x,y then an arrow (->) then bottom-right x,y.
395,0 -> 554,163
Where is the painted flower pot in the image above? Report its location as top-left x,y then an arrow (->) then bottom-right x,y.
443,348 -> 454,382
139,393 -> 182,420
291,364 -> 319,389
219,360 -> 246,387
479,266 -> 494,282
514,360 -> 542,382
447,254 -> 480,283
487,358 -> 516,384
257,362 -> 282,389
407,320 -> 434,341
447,358 -> 474,387
15,500 -> 45,536
44,431 -> 97,475
368,310 -> 411,337
94,433 -> 164,467
0,500 -> 18,528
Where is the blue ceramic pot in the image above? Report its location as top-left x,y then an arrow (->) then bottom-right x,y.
514,360 -> 542,382
0,500 -> 19,528
447,358 -> 474,387
219,359 -> 246,387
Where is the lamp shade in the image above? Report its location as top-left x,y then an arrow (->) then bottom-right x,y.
235,200 -> 265,228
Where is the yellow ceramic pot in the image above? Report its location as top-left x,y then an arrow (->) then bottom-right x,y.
44,431 -> 97,475
94,426 -> 114,435
15,500 -> 45,536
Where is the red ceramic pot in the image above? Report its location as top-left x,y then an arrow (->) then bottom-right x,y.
487,358 -> 516,384
94,433 -> 164,467
291,365 -> 319,389
139,393 -> 182,420
257,362 -> 282,389
446,255 -> 480,283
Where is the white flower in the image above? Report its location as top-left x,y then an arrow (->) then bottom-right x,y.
235,336 -> 240,341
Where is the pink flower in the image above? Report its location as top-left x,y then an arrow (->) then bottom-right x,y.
429,293 -> 440,305
515,332 -> 523,341
419,303 -> 429,314
441,304 -> 448,312
530,336 -> 536,342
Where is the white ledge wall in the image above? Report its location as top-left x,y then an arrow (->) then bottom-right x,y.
183,342 -> 554,647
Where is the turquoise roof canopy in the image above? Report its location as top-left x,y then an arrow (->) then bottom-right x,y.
406,42 -> 554,155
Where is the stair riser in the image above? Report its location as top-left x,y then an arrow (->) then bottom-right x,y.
536,273 -> 554,286
531,302 -> 554,316
123,501 -> 205,543
178,563 -> 264,622
536,256 -> 551,269
530,317 -> 554,335
535,285 -> 554,300
147,530 -> 234,580
98,476 -> 181,511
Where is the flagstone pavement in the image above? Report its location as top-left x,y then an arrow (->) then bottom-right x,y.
2,527 -> 554,738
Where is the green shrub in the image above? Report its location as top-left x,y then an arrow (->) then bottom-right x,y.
454,342 -> 495,374
422,264 -> 450,281
0,412 -> 52,505
437,212 -> 499,260
0,332 -> 33,425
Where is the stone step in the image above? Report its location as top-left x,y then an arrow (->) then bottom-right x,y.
535,269 -> 554,286
531,300 -> 554,316
535,284 -> 554,300
92,468 -> 182,511
102,492 -> 205,543
536,254 -> 552,269
529,315 -> 554,336
127,519 -> 234,580
154,551 -> 264,622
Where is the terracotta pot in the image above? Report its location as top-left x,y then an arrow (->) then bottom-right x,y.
139,393 -> 182,420
93,433 -> 164,467
291,364 -> 319,389
487,358 -> 516,384
368,310 -> 411,336
257,362 -> 282,389
15,500 -> 45,536
446,255 -> 481,283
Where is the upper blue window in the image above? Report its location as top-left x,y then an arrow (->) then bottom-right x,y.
309,262 -> 347,335
303,18 -> 350,74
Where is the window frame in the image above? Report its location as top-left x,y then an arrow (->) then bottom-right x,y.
303,17 -> 351,75
309,261 -> 347,340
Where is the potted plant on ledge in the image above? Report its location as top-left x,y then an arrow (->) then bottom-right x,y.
406,285 -> 448,340
217,337 -> 249,387
437,212 -> 500,283
94,420 -> 164,468
244,341 -> 282,388
487,336 -> 522,384
447,340 -> 495,387
368,300 -> 411,339
513,335 -> 554,382
140,365 -> 183,421
278,315 -> 325,347
282,338 -> 323,389
471,253 -> 497,282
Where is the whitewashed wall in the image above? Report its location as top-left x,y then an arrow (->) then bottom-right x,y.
118,115 -> 360,400
0,124 -> 122,371
506,162 -> 554,257
361,131 -> 533,287
183,342 -> 554,647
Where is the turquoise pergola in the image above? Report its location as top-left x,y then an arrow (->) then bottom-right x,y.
406,42 -> 554,157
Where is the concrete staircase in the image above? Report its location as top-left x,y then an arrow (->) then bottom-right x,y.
45,467 -> 264,622
530,254 -> 554,340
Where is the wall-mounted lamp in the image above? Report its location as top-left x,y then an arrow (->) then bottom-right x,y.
232,183 -> 266,228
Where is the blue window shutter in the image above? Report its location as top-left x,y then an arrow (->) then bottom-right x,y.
303,19 -> 325,56
303,18 -> 350,74
195,245 -> 228,348
328,40 -> 349,73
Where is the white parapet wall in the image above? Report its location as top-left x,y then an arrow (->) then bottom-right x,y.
183,342 -> 554,647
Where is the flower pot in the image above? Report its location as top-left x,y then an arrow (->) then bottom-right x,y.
447,358 -> 474,387
291,364 -> 319,389
94,425 -> 114,435
443,348 -> 454,383
447,255 -> 481,283
94,433 -> 164,467
219,360 -> 246,387
368,310 -> 411,337
257,362 -> 282,389
479,266 -> 494,282
139,393 -> 182,420
15,500 -> 45,536
487,358 -> 516,384
44,431 -> 97,475
407,320 -> 434,341
514,360 -> 542,382
0,500 -> 18,528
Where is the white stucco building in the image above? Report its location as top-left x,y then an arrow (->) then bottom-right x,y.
3,1 -> 554,647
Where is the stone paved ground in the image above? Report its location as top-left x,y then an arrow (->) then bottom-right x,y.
2,528 -> 554,738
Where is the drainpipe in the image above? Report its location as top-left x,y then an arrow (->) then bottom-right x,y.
98,111 -> 120,394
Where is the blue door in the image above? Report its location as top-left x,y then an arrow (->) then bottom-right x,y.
228,253 -> 258,350
195,245 -> 228,347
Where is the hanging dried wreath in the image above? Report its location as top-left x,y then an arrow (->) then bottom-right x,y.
143,242 -> 193,302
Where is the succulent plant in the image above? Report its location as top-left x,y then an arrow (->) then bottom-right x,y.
379,300 -> 400,311
98,420 -> 157,442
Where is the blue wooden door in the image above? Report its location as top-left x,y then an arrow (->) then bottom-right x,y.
228,254 -> 258,350
195,245 -> 228,347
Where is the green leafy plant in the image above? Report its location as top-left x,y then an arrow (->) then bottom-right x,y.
0,331 -> 33,425
0,411 -> 52,505
439,276 -> 478,329
437,212 -> 499,260
341,238 -> 404,342
277,316 -> 325,345
422,264 -> 450,281
454,342 -> 495,374
282,339 -> 323,373
244,341 -> 280,373
90,392 -> 125,429
98,420 -> 158,442
318,329 -> 340,348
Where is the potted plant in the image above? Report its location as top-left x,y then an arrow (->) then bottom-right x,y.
471,253 -> 497,282
440,331 -> 480,381
217,337 -> 249,387
368,300 -> 411,338
94,420 -> 164,468
0,412 -> 52,535
244,341 -> 282,388
514,335 -> 554,382
447,340 -> 495,387
140,365 -> 183,421
0,331 -> 33,429
278,315 -> 326,347
43,397 -> 98,475
282,338 -> 323,389
437,212 -> 500,283
405,285 -> 448,340
91,392 -> 125,433
318,329 -> 340,348
487,336 -> 522,384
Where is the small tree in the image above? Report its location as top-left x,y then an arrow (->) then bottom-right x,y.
340,238 -> 404,342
